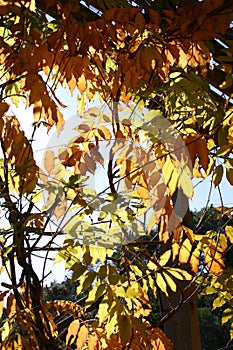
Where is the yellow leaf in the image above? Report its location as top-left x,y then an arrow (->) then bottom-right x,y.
225,226 -> 233,244
165,267 -> 192,280
158,250 -> 171,266
178,165 -> 193,199
163,273 -> 177,293
168,168 -> 178,195
2,320 -> 10,342
66,319 -> 80,346
97,299 -> 108,324
183,226 -> 195,244
148,210 -> 159,234
179,238 -> 192,264
156,273 -> 168,296
97,125 -> 112,140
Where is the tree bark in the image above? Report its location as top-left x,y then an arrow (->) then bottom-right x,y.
161,282 -> 201,350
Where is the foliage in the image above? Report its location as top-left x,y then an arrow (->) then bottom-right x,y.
0,0 -> 233,349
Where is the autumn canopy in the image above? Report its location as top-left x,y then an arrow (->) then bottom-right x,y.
0,0 -> 233,349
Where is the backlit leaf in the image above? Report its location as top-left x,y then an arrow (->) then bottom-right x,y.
158,250 -> 171,266
213,165 -> 223,186
66,319 -> 80,346
151,327 -> 173,350
6,293 -> 16,318
88,334 -> 98,350
225,226 -> 233,244
179,238 -> 192,264
222,308 -> 233,325
0,291 -> 8,318
155,273 -> 168,296
212,296 -> 226,310
76,325 -> 89,350
226,167 -> 233,185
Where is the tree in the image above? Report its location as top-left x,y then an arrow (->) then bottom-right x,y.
191,207 -> 233,349
0,0 -> 233,349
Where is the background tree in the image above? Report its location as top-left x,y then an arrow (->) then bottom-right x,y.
0,1 -> 233,349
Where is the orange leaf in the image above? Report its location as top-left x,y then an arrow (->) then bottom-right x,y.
0,291 -> 8,318
190,248 -> 200,273
6,293 -> 16,318
151,327 -> 173,350
76,325 -> 88,350
88,334 -> 98,350
204,243 -> 225,275
44,150 -> 55,175
66,319 -> 80,346
97,126 -> 112,140
78,74 -> 87,94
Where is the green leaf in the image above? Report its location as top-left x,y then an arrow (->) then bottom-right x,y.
216,145 -> 232,157
119,315 -> 132,346
213,165 -> 223,186
86,282 -> 106,306
226,168 -> 233,185
71,263 -> 87,281
76,271 -> 96,294
225,226 -> 233,244
105,56 -> 117,73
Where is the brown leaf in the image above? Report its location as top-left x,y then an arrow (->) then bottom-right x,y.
0,102 -> 9,117
0,291 -> 8,318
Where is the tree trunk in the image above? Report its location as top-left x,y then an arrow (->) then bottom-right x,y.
161,281 -> 201,350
